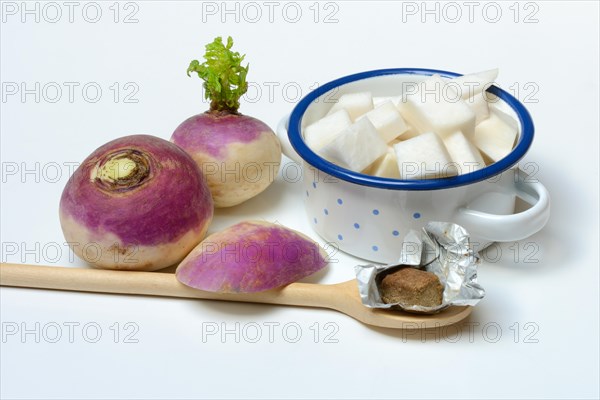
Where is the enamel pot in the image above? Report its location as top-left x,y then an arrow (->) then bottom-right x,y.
276,68 -> 550,264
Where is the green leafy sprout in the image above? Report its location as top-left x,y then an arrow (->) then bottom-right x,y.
187,36 -> 249,113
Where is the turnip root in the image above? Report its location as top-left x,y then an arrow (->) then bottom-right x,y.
176,221 -> 328,293
171,37 -> 281,208
59,135 -> 214,271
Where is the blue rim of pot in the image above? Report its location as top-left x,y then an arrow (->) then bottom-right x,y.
288,68 -> 534,191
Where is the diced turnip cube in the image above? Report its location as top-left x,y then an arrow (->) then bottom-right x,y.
303,109 -> 352,152
396,100 -> 410,116
319,118 -> 388,172
327,92 -> 373,121
365,147 -> 400,179
402,75 -> 476,139
393,132 -> 457,179
443,131 -> 486,174
472,109 -> 518,162
400,126 -> 420,140
395,102 -> 421,140
465,94 -> 490,126
360,101 -> 409,143
373,96 -> 402,108
452,68 -> 499,99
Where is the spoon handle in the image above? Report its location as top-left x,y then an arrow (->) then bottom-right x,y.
0,263 -> 345,309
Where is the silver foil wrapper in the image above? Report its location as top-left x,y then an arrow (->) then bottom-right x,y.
354,222 -> 485,314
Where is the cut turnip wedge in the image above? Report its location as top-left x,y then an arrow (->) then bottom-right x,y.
319,118 -> 388,172
393,132 -> 457,179
176,221 -> 328,293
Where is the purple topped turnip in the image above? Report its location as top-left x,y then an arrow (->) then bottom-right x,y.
59,135 -> 214,271
171,37 -> 281,208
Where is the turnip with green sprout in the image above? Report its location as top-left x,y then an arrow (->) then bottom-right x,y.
171,37 -> 281,208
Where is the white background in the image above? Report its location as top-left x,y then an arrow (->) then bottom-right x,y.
1,1 -> 599,399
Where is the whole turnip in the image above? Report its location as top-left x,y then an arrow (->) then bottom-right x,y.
171,37 -> 281,208
59,135 -> 214,271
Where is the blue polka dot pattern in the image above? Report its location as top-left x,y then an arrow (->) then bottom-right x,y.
306,190 -> 309,197
353,223 -> 360,229
324,209 -> 329,215
312,182 -> 317,189
313,218 -> 318,224
372,209 -> 380,215
392,230 -> 399,236
413,212 -> 421,219
338,234 -> 343,240
337,198 -> 343,205
372,245 -> 379,251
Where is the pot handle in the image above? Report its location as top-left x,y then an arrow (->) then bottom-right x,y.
456,169 -> 550,242
276,115 -> 303,164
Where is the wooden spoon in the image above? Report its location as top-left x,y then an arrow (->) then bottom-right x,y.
0,263 -> 471,329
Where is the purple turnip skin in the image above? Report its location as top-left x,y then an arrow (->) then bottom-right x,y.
172,113 -> 267,158
176,221 -> 328,293
59,134 -> 214,271
171,112 -> 281,208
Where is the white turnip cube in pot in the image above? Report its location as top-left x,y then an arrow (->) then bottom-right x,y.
402,75 -> 476,139
364,147 -> 400,179
373,95 -> 402,108
465,94 -> 491,126
443,131 -> 486,174
327,92 -> 373,121
319,118 -> 388,172
400,127 -> 421,140
303,109 -> 352,152
452,68 -> 499,99
395,101 -> 421,140
393,132 -> 458,179
473,109 -> 518,162
359,100 -> 409,143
